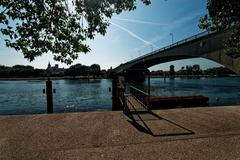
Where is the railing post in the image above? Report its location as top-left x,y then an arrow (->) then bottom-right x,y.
46,78 -> 53,113
147,72 -> 150,107
112,78 -> 118,111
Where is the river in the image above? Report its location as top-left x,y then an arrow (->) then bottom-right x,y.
0,77 -> 240,115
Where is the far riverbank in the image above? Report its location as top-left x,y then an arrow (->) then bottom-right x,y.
0,76 -> 107,81
0,77 -> 240,115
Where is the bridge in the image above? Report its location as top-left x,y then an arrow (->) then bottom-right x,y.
111,27 -> 240,81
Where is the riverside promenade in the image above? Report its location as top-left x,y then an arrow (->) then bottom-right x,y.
1,106 -> 240,159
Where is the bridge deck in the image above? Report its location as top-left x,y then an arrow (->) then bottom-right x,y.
112,27 -> 240,74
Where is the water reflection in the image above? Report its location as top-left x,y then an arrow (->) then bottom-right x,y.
141,77 -> 240,106
0,77 -> 240,115
53,79 -> 112,113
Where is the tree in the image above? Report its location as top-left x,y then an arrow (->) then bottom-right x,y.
0,65 -> 47,77
169,65 -> 175,76
192,64 -> 201,75
199,0 -> 240,58
186,65 -> 193,75
90,64 -> 101,77
179,66 -> 185,75
0,0 -> 151,64
204,67 -> 235,76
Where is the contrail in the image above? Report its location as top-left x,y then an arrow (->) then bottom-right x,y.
113,17 -> 169,26
110,21 -> 159,49
136,10 -> 205,51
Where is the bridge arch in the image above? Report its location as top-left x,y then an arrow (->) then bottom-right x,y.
127,51 -> 236,72
112,28 -> 240,78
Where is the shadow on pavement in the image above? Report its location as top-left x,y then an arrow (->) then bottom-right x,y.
124,96 -> 195,137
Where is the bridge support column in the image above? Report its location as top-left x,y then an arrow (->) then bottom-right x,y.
125,69 -> 149,82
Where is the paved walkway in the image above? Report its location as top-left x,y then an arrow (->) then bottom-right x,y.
1,106 -> 240,159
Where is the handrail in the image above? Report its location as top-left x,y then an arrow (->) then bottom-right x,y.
129,85 -> 148,96
129,85 -> 149,106
127,30 -> 210,64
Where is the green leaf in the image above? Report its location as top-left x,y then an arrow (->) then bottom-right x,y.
0,0 -> 151,64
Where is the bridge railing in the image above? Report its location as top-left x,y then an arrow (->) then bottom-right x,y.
126,30 -> 211,64
129,85 -> 149,109
113,26 -> 238,73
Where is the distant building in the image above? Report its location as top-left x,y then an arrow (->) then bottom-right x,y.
47,62 -> 65,76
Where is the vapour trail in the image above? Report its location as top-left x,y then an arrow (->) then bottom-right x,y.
113,17 -> 169,26
110,21 -> 159,49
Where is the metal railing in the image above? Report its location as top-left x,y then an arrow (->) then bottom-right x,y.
115,29 -> 230,72
129,85 -> 149,107
113,26 -> 238,73
127,30 -> 210,64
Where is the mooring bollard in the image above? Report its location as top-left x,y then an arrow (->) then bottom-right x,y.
46,78 -> 53,113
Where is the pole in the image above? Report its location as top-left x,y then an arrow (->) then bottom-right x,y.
112,78 -> 117,111
147,71 -> 150,108
46,78 -> 53,113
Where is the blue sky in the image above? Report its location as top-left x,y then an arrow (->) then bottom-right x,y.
0,0 -> 222,70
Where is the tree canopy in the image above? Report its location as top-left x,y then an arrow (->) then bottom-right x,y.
169,65 -> 175,76
0,0 -> 151,64
199,0 -> 240,58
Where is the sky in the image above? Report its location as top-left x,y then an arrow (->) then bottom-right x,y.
0,0 -> 222,71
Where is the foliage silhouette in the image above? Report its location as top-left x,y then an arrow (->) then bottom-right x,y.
199,0 -> 240,58
0,0 -> 151,64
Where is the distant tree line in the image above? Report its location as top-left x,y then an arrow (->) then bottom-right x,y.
204,67 -> 235,76
1,64 -> 235,78
177,64 -> 203,76
151,65 -> 235,77
0,63 -> 111,78
64,64 -> 102,77
0,65 -> 47,78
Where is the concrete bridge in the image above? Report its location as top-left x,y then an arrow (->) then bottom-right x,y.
111,28 -> 240,81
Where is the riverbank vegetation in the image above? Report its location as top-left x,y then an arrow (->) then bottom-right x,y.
151,65 -> 236,78
0,63 -> 236,79
0,64 -> 111,79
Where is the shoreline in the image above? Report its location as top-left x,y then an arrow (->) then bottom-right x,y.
0,76 -> 109,81
150,74 -> 240,78
0,75 -> 239,81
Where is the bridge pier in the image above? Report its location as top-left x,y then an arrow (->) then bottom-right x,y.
125,69 -> 149,82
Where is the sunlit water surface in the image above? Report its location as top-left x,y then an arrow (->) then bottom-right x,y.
0,77 -> 240,115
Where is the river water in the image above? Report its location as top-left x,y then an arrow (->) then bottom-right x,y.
0,77 -> 240,115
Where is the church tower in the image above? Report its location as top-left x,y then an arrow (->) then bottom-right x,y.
47,62 -> 51,70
